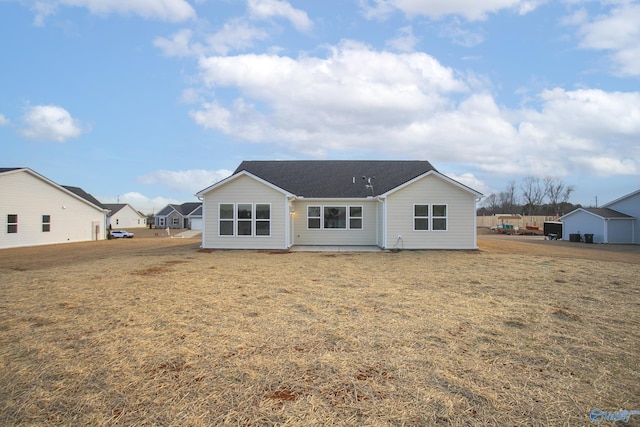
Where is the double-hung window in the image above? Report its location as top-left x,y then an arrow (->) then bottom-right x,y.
255,204 -> 271,236
7,214 -> 18,233
432,205 -> 447,230
308,206 -> 321,229
414,205 -> 429,230
237,204 -> 252,236
307,205 -> 363,230
219,203 -> 270,237
219,204 -> 234,235
414,204 -> 447,231
42,215 -> 51,232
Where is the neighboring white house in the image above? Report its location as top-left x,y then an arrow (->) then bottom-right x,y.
560,189 -> 639,244
154,202 -> 202,230
104,203 -> 148,229
0,168 -> 108,249
195,160 -> 483,250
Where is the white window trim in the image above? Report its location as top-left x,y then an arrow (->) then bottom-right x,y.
432,204 -> 448,231
7,214 -> 18,234
413,203 -> 448,232
306,205 -> 363,231
42,214 -> 51,233
413,204 -> 429,232
218,203 -> 271,237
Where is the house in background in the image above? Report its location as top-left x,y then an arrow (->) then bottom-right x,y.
560,189 -> 639,244
196,160 -> 483,250
0,168 -> 108,249
154,202 -> 202,230
104,203 -> 148,229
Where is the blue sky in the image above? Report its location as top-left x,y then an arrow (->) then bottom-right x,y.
1,0 -> 638,214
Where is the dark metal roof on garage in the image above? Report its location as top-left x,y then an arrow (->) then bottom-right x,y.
233,160 -> 438,198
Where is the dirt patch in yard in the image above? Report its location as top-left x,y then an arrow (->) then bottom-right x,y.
0,233 -> 638,425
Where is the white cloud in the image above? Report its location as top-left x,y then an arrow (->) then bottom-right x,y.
187,41 -> 640,178
205,18 -> 271,55
31,1 -> 57,26
154,29 -> 204,57
360,0 -> 542,21
437,18 -> 485,47
154,19 -> 270,57
385,26 -> 419,52
0,114 -> 10,126
247,0 -> 313,31
138,169 -> 234,194
32,0 -> 196,24
572,2 -> 640,76
21,105 -> 86,142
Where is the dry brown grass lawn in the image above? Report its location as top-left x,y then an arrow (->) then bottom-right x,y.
0,232 -> 639,426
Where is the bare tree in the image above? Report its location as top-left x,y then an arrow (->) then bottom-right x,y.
521,176 -> 545,215
499,180 -> 518,213
544,176 -> 575,215
481,193 -> 500,215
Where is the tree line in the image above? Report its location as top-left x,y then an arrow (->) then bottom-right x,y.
478,177 -> 578,217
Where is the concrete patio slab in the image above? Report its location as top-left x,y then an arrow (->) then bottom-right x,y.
290,245 -> 381,252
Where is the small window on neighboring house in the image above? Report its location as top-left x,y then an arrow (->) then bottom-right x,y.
172,217 -> 179,226
116,219 -> 119,225
414,205 -> 429,230
42,215 -> 51,232
7,214 -> 18,233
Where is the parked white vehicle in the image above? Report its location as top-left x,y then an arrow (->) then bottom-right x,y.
109,230 -> 134,238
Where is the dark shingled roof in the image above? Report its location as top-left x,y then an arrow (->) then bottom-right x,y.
233,160 -> 438,198
62,185 -> 106,209
103,203 -> 126,215
157,202 -> 202,216
584,208 -> 633,219
0,168 -> 23,174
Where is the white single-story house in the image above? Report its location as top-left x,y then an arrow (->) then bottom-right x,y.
0,168 -> 108,249
560,189 -> 639,244
195,160 -> 483,250
155,202 -> 202,230
104,203 -> 148,229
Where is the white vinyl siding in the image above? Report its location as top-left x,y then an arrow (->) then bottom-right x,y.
292,199 -> 377,246
108,205 -> 147,229
0,170 -> 106,249
201,174 -> 287,249
385,174 -> 477,249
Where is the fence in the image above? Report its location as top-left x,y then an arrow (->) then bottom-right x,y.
477,215 -> 560,229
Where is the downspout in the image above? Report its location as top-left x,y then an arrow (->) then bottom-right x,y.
286,195 -> 298,249
197,196 -> 205,248
474,197 -> 481,249
376,196 -> 386,249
